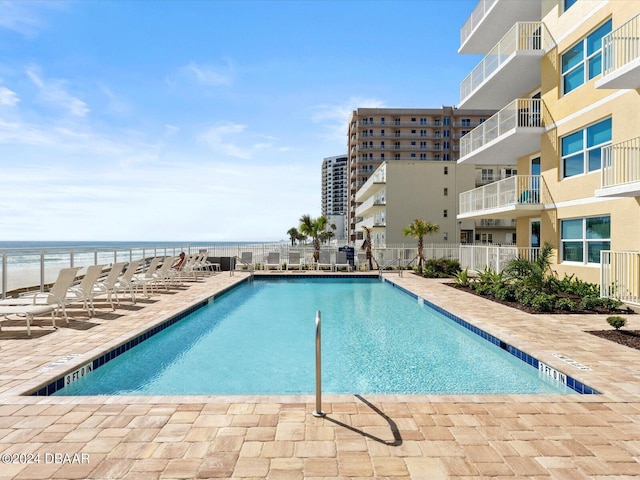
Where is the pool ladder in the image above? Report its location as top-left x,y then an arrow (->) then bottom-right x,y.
230,256 -> 254,282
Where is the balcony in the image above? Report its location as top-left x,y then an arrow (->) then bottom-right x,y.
458,175 -> 543,219
475,219 -> 517,228
459,22 -> 550,109
459,0 -> 541,54
596,13 -> 640,89
458,98 -> 545,165
595,136 -> 640,198
355,193 -> 386,217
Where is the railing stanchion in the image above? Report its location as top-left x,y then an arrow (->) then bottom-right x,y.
312,310 -> 325,418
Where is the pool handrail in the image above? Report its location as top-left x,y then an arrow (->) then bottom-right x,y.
231,255 -> 254,282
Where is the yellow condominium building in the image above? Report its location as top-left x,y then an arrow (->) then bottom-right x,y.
456,0 -> 640,304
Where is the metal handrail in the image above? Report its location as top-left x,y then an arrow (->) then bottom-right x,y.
312,311 -> 325,417
230,256 -> 254,281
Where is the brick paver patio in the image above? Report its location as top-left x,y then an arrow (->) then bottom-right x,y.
1,270 -> 640,479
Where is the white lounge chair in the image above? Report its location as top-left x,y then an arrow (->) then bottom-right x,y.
335,251 -> 351,272
0,305 -> 57,336
152,256 -> 178,290
0,266 -> 81,323
112,260 -> 141,304
93,262 -> 127,308
317,251 -> 333,271
287,252 -> 302,271
132,257 -> 163,296
264,252 -> 281,271
66,264 -> 107,317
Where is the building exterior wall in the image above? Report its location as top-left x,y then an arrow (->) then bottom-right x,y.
355,161 -> 476,246
457,0 -> 640,289
347,107 -> 497,241
321,155 -> 348,239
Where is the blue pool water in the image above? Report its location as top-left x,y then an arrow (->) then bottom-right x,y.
56,278 -> 574,395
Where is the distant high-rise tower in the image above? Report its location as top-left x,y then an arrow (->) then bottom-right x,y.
321,155 -> 348,241
321,155 -> 348,216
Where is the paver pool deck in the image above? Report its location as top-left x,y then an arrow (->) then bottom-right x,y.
1,270 -> 640,479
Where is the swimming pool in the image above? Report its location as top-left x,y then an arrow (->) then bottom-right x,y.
55,277 -> 576,395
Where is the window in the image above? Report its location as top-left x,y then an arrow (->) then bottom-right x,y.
380,129 -> 385,137
563,0 -> 577,12
443,187 -> 448,196
481,169 -> 494,181
411,129 -> 416,134
461,118 -> 471,126
443,154 -> 450,160
420,130 -> 427,137
443,118 -> 450,125
443,130 -> 450,137
443,142 -> 450,149
411,117 -> 416,122
561,19 -> 612,94
395,141 -> 400,149
410,153 -> 416,158
420,153 -> 426,160
443,232 -> 448,241
444,166 -> 448,175
419,141 -> 427,149
561,215 -> 610,264
380,117 -> 385,124
561,117 -> 611,178
443,209 -> 448,218
420,118 -> 427,125
380,141 -> 385,148
394,154 -> 400,160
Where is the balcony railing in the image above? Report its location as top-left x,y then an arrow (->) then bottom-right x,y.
460,0 -> 498,50
598,13 -> 640,89
459,98 -> 545,162
355,193 -> 386,216
459,175 -> 541,217
475,219 -> 517,228
601,250 -> 640,306
601,136 -> 640,191
460,22 -> 550,107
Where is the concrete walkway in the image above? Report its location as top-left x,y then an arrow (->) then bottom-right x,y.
0,271 -> 639,479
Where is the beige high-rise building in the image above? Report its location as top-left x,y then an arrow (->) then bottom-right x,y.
321,155 -> 348,241
347,107 -> 498,241
456,0 -> 640,304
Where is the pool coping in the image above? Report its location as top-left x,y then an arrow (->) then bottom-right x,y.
31,273 -> 597,397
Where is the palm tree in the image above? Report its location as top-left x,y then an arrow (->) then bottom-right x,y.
287,227 -> 299,246
402,219 -> 439,268
299,214 -> 328,263
361,226 -> 375,270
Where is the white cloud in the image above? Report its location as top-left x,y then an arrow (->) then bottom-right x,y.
198,121 -> 272,160
0,1 -> 46,37
311,96 -> 386,144
0,86 -> 19,106
173,61 -> 234,89
26,66 -> 90,117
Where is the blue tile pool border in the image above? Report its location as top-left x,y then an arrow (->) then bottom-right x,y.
383,278 -> 599,395
32,275 -> 598,396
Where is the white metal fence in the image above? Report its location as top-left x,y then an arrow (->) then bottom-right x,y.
601,250 -> 640,306
1,242 -> 539,297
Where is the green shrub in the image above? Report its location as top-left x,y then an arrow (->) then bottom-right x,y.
555,297 -> 576,312
422,258 -> 461,278
580,296 -> 602,310
494,285 -> 517,302
453,268 -> 471,287
607,316 -> 626,330
600,297 -> 623,311
530,293 -> 556,312
515,286 -> 536,306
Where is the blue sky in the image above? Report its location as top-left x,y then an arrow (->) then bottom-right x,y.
0,0 -> 479,242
